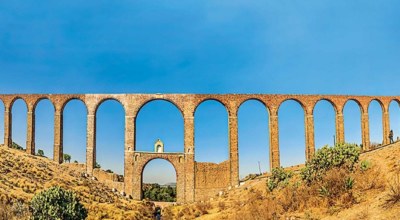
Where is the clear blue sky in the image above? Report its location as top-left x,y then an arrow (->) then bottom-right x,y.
1,1 -> 400,184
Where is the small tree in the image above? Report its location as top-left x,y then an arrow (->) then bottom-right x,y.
30,186 -> 87,220
95,162 -> 101,169
63,154 -> 71,163
37,149 -> 44,157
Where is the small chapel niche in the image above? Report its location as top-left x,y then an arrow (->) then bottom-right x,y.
154,139 -> 164,153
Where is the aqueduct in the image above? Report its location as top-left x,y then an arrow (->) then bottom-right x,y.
0,93 -> 398,202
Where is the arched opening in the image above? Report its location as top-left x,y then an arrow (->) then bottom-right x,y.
195,100 -> 228,163
142,159 -> 177,202
34,99 -> 54,159
313,100 -> 336,149
238,100 -> 269,180
0,100 -> 4,145
369,100 -> 383,148
11,99 -> 27,150
278,100 -> 305,167
343,100 -> 362,145
389,100 -> 400,142
63,99 -> 87,164
136,100 -> 183,152
96,100 -> 125,175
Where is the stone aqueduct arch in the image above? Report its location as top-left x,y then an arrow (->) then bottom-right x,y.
0,94 -> 397,202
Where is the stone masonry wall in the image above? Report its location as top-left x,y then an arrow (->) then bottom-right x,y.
93,168 -> 125,192
194,160 -> 230,201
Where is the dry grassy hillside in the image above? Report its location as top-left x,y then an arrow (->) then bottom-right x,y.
1,143 -> 400,220
0,146 -> 155,220
164,143 -> 400,220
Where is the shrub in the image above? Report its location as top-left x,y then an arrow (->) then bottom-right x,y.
30,186 -> 87,220
37,149 -> 44,157
63,154 -> 71,163
354,164 -> 385,191
385,174 -> 400,207
360,160 -> 372,172
11,142 -> 24,150
95,162 -> 101,169
301,143 -> 361,184
267,167 -> 293,191
316,168 -> 356,207
0,200 -> 30,219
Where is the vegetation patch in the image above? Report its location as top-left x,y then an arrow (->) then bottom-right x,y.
30,186 -> 87,220
143,183 -> 176,202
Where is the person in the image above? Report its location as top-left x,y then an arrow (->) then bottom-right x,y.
389,130 -> 394,144
154,206 -> 161,220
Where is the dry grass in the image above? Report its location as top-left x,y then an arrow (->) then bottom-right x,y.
0,147 -> 155,219
384,174 -> 400,207
165,143 -> 400,219
3,142 -> 400,219
0,200 -> 30,220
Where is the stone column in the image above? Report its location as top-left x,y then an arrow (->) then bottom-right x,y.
124,114 -> 135,197
305,113 -> 315,161
86,112 -> 96,175
383,109 -> 390,145
184,116 -> 195,202
4,106 -> 12,147
269,109 -> 280,169
335,112 -> 345,144
53,109 -> 63,164
228,115 -> 239,186
26,109 -> 35,155
361,112 -> 370,150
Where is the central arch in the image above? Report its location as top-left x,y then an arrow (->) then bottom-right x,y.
142,158 -> 177,202
132,152 -> 185,202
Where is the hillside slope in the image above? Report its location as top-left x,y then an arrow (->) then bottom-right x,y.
164,143 -> 400,219
0,146 -> 154,220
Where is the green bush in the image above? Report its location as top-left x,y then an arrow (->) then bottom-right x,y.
63,154 -> 71,163
30,186 -> 87,220
267,167 -> 293,191
37,149 -> 44,157
301,143 -> 361,184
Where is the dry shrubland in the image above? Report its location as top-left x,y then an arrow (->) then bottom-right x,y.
2,142 -> 400,219
0,146 -> 155,219
164,143 -> 400,219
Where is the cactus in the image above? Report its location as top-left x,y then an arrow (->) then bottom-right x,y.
267,167 -> 293,191
30,186 -> 87,220
301,143 -> 361,184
